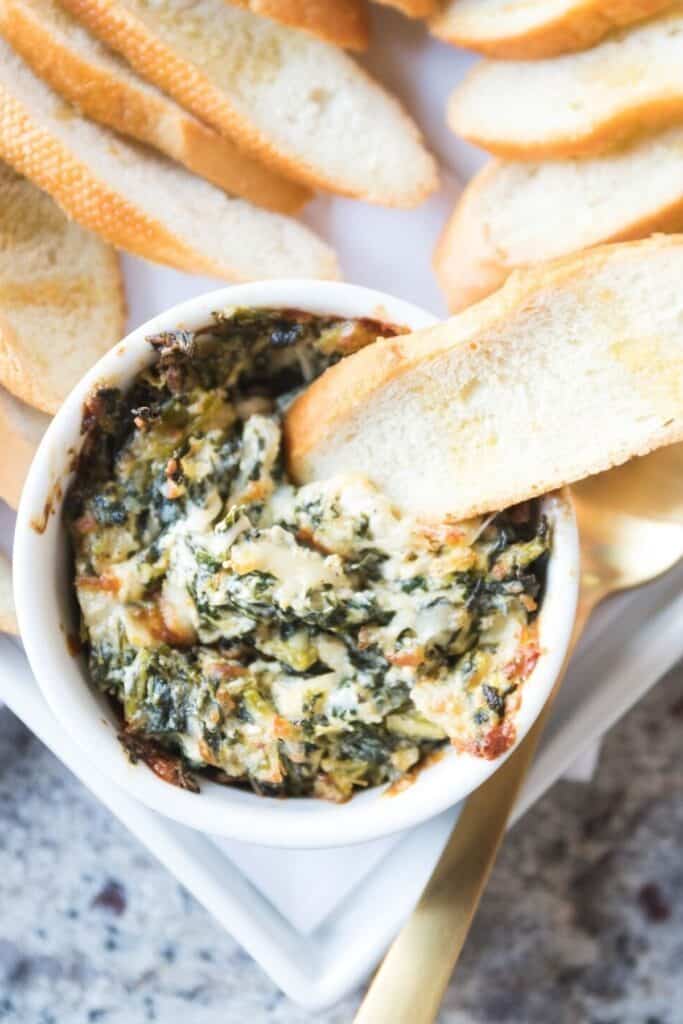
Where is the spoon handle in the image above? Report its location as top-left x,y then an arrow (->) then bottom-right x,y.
354,593 -> 598,1024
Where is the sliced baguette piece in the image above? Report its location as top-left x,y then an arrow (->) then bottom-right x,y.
285,237 -> 683,518
0,551 -> 17,635
435,127 -> 683,312
448,10 -> 683,159
224,0 -> 369,50
0,0 -> 309,212
0,162 -> 125,413
0,42 -> 339,281
58,0 -> 437,206
432,0 -> 673,59
0,385 -> 49,508
373,0 -> 437,16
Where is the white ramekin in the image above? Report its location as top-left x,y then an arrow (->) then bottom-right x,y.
13,280 -> 579,848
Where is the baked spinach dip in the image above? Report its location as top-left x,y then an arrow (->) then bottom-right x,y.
67,308 -> 550,801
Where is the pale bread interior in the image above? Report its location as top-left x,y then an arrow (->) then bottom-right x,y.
439,0 -> 636,34
0,40 -> 338,280
225,0 -> 369,50
433,0 -> 673,55
287,238 -> 683,518
435,126 -> 683,310
11,0 -> 165,99
449,9 -> 683,155
67,0 -> 437,205
0,162 -> 125,413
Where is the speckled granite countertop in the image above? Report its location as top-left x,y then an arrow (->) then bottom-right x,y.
1,663 -> 682,1024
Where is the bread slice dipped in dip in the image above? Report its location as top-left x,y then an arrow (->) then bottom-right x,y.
67,309 -> 550,801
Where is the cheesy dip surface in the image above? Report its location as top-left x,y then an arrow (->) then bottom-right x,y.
67,309 -> 550,801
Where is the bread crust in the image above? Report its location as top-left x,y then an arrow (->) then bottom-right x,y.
0,0 -> 310,212
286,237 -> 683,518
449,61 -> 683,159
374,0 -> 437,16
452,95 -> 683,160
432,0 -> 672,59
0,87 -> 229,274
434,157 -> 683,312
226,0 -> 369,50
0,74 -> 339,281
58,0 -> 437,205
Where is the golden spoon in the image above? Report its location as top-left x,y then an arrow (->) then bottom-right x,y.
354,443 -> 683,1024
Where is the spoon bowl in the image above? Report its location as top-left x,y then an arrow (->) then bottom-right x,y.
572,443 -> 683,631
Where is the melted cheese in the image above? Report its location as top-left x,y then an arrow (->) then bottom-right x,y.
230,527 -> 348,609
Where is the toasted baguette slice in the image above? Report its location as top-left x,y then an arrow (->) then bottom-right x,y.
373,0 -> 437,16
0,385 -> 49,508
435,128 -> 683,312
0,42 -> 339,281
224,0 -> 369,50
0,0 -> 309,212
432,0 -> 673,59
58,0 -> 437,206
0,163 -> 125,413
448,10 -> 683,159
0,551 -> 17,635
286,237 -> 683,518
